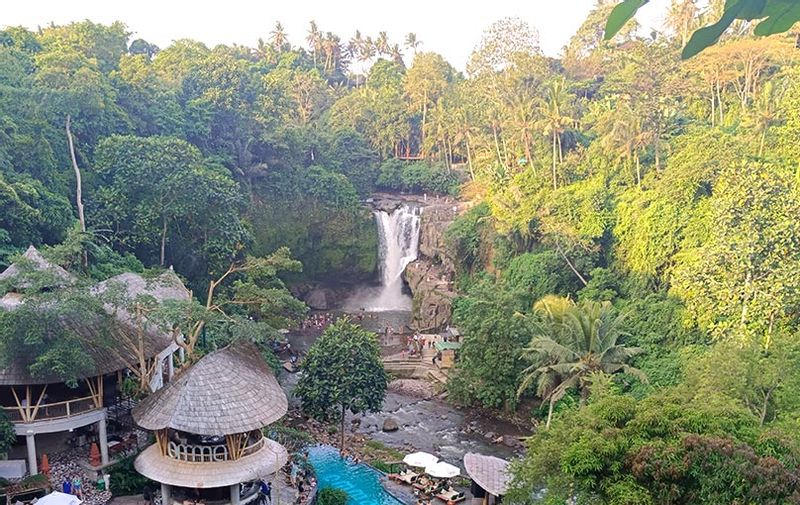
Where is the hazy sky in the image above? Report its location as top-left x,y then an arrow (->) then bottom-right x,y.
4,0 -> 671,69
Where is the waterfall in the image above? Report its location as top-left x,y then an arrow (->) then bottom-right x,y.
346,204 -> 421,312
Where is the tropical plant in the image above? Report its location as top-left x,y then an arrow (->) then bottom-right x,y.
518,297 -> 646,428
294,318 -> 388,450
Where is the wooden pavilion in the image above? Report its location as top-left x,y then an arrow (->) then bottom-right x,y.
0,247 -> 190,476
463,453 -> 510,505
132,343 -> 289,505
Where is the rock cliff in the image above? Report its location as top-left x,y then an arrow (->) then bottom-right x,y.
403,201 -> 465,331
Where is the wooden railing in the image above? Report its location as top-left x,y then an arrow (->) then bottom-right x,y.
2,395 -> 99,423
166,436 -> 265,463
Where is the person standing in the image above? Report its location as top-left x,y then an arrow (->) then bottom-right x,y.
259,480 -> 272,504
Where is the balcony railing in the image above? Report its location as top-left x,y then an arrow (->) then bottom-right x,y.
166,436 -> 265,463
2,395 -> 100,423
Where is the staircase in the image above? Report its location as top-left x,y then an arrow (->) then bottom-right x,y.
383,337 -> 448,383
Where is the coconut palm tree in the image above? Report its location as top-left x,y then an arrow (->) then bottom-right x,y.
271,22 -> 288,53
390,43 -> 404,65
518,297 -> 646,429
405,32 -> 422,55
537,76 -> 575,189
307,20 -> 322,66
376,31 -> 390,56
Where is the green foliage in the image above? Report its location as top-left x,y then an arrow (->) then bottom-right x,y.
0,409 -> 15,456
316,487 -> 349,505
508,386 -> 800,504
0,286 -> 108,386
604,0 -> 800,57
107,454 -> 153,496
376,159 -> 460,195
295,318 -> 388,446
448,280 -> 533,410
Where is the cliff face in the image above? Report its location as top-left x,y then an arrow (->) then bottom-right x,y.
404,201 -> 465,331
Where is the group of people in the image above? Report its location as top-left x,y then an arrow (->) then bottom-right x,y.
288,454 -> 315,504
405,332 -> 428,357
299,312 -> 335,331
340,449 -> 361,465
61,476 -> 83,499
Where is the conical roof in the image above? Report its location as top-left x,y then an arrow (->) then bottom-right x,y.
133,343 -> 288,435
464,452 -> 510,497
0,246 -> 76,288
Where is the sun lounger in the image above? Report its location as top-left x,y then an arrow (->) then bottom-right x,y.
435,487 -> 465,503
390,469 -> 420,484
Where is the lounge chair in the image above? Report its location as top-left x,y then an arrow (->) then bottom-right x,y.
390,469 -> 420,484
435,487 -> 465,503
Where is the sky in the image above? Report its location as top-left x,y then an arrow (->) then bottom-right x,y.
3,0 -> 671,70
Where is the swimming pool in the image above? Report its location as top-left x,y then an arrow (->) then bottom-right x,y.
307,445 -> 405,505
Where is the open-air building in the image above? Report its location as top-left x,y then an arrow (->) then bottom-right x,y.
132,343 -> 289,505
464,452 -> 510,505
0,246 -> 190,477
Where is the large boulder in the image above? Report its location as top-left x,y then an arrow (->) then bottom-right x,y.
382,417 -> 400,432
305,287 -> 336,310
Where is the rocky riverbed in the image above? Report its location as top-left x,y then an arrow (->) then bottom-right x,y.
280,370 -> 527,471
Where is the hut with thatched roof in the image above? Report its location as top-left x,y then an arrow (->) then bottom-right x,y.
132,343 -> 289,505
0,248 -> 190,475
463,453 -> 510,504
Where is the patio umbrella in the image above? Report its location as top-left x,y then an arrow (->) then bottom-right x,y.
425,461 -> 461,479
403,451 -> 439,468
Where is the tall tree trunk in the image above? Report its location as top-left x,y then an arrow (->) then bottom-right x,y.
160,217 -> 168,267
492,124 -> 503,167
421,89 -> 428,157
466,135 -> 475,181
545,397 -> 555,429
66,115 -> 88,268
340,403 -> 346,452
635,153 -> 641,188
552,130 -> 558,189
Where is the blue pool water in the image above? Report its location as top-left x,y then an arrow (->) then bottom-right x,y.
307,445 -> 405,505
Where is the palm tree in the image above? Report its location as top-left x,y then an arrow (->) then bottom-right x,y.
390,43 -> 404,65
518,297 -> 646,429
595,100 -> 647,187
271,22 -> 288,53
405,32 -> 422,55
376,31 -> 390,56
537,76 -> 575,189
666,0 -> 700,47
751,80 -> 781,157
307,21 -> 322,66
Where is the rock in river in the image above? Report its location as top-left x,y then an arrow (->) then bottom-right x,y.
383,417 -> 400,432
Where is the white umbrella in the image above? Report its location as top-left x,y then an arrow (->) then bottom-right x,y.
36,492 -> 82,505
425,461 -> 461,479
403,451 -> 439,468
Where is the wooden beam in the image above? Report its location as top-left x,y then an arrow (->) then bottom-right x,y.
29,385 -> 48,422
10,387 -> 28,422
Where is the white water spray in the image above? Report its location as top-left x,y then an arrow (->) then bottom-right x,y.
346,204 -> 421,311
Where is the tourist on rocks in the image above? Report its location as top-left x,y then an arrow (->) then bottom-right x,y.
62,479 -> 72,495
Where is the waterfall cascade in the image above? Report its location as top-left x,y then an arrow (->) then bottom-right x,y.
346,204 -> 421,312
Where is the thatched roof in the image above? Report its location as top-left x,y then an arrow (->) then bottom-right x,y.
134,437 -> 288,488
132,343 -> 288,435
0,270 -> 191,386
464,453 -> 510,497
0,246 -> 76,288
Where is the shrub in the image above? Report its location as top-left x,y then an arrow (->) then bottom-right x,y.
317,487 -> 349,505
108,454 -> 153,496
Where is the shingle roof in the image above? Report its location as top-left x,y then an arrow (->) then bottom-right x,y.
464,452 -> 510,497
0,270 -> 191,386
132,343 -> 288,435
134,437 -> 288,487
